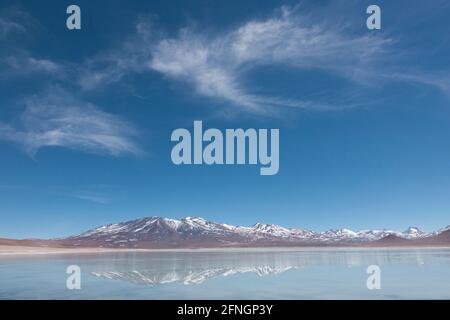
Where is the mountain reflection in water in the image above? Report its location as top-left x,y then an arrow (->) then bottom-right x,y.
89,249 -> 446,286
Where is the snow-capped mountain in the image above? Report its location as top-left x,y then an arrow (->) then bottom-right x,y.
62,216 -> 442,248
432,225 -> 450,236
402,227 -> 428,239
248,223 -> 294,238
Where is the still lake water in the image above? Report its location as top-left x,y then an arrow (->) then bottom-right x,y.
1,248 -> 450,299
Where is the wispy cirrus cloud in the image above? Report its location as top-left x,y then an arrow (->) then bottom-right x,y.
2,53 -> 64,76
77,7 -> 391,113
0,7 -> 142,158
0,86 -> 142,157
385,72 -> 450,95
0,8 -> 66,79
0,17 -> 26,38
75,5 -> 450,115
0,7 -> 31,39
3,4 -> 450,119
71,193 -> 110,204
149,7 -> 390,111
77,18 -> 154,90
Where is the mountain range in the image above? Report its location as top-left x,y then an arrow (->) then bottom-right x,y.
49,216 -> 450,248
2,216 -> 449,249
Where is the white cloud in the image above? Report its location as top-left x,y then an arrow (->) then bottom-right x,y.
385,72 -> 450,94
150,31 -> 260,110
74,8 -> 390,112
3,54 -> 63,75
0,87 -> 142,157
0,8 -> 65,78
149,8 -> 390,112
77,19 -> 154,90
14,5 -> 445,115
0,8 -> 32,39
78,51 -> 142,90
0,17 -> 26,38
71,193 -> 110,204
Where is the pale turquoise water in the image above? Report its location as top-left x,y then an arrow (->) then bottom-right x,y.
1,248 -> 450,299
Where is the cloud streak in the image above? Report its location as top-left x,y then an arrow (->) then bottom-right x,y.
79,7 -> 392,113
77,18 -> 154,90
0,8 -> 32,39
3,4 -> 450,120
71,193 -> 110,204
0,87 -> 142,157
0,8 -> 66,79
0,17 -> 25,38
66,5 -> 450,114
3,54 -> 63,76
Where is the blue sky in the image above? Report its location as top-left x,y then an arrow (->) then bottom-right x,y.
1,0 -> 450,238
